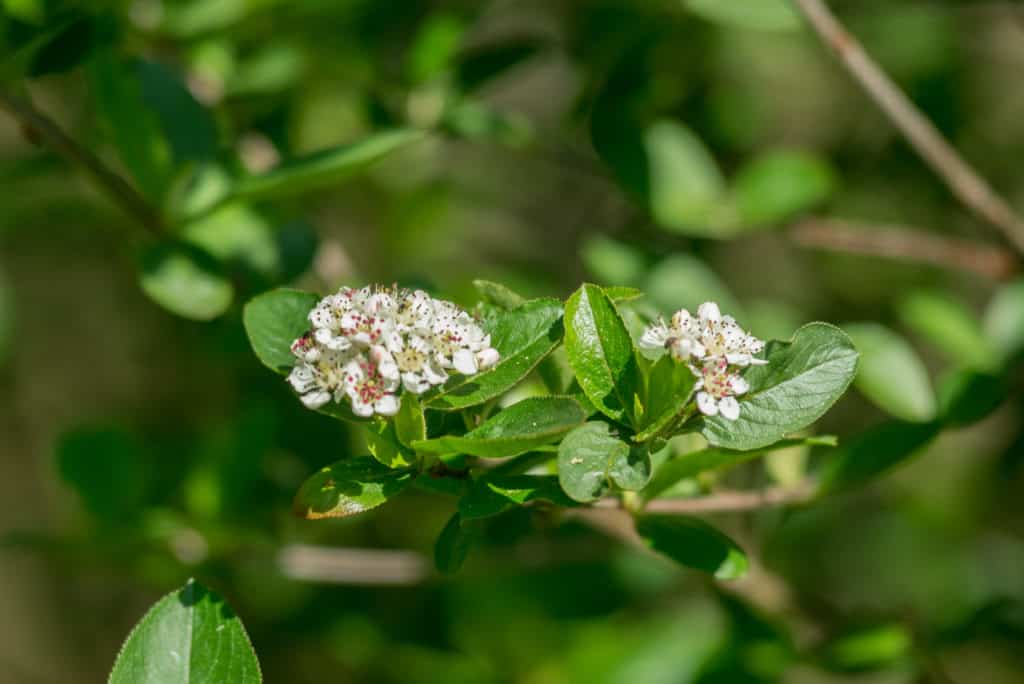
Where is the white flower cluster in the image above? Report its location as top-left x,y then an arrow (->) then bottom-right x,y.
287,286 -> 499,417
640,302 -> 766,421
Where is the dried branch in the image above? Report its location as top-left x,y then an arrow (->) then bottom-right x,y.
277,544 -> 428,585
0,90 -> 165,236
792,0 -> 1024,256
790,217 -> 1018,279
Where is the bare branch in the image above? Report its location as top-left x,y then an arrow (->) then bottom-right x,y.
278,544 -> 428,585
790,217 -> 1018,280
0,90 -> 165,236
792,0 -> 1024,256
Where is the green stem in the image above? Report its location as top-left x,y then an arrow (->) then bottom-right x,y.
0,89 -> 166,237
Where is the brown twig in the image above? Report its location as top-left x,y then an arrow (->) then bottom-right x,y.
0,90 -> 165,236
277,544 -> 428,585
792,0 -> 1024,256
790,217 -> 1019,279
590,482 -> 816,516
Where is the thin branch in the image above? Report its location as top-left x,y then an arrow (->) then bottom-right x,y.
790,217 -> 1018,279
591,482 -> 815,515
792,0 -> 1024,256
277,544 -> 428,585
0,90 -> 165,236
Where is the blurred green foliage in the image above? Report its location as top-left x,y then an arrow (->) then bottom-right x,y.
2,0 -> 1024,682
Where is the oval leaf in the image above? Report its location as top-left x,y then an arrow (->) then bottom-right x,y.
434,513 -> 482,574
844,323 -> 936,422
733,150 -> 836,228
414,396 -> 586,459
138,243 -> 233,321
635,515 -> 748,580
231,129 -> 425,203
557,422 -> 650,503
243,289 -> 319,374
564,284 -> 639,423
459,474 -> 577,521
108,579 -> 261,684
701,323 -> 858,451
293,456 -> 414,519
426,298 -> 564,410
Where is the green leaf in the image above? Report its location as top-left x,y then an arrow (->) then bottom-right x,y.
138,242 -> 233,321
557,422 -> 650,503
582,236 -> 646,287
366,419 -> 414,469
108,579 -> 261,683
645,120 -> 732,237
701,323 -> 859,451
564,284 -> 639,423
733,150 -> 835,227
635,515 -> 748,580
937,370 -> 1007,427
28,12 -> 111,77
643,436 -> 836,502
684,0 -> 800,31
434,513 -> 481,574
826,624 -> 912,671
456,38 -> 543,92
293,456 -> 414,519
0,268 -> 12,366
984,279 -> 1024,362
605,286 -> 644,303
394,394 -> 426,448
899,291 -> 995,370
87,52 -> 172,200
242,289 -> 319,374
459,474 -> 576,520
819,421 -> 940,493
137,60 -> 218,165
182,203 -> 278,277
56,427 -> 145,522
230,129 -> 425,203
426,298 -> 564,410
844,323 -> 936,422
645,255 -> 744,318
635,355 -> 698,442
414,396 -> 587,458
472,279 -> 526,310
407,12 -> 465,84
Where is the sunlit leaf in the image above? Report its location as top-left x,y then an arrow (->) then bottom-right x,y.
108,579 -> 261,683
899,291 -> 995,371
984,279 -> 1024,362
242,289 -> 318,374
684,0 -> 800,31
635,515 -> 748,579
733,150 -> 836,228
426,298 -> 564,410
293,456 -> 414,519
701,323 -> 859,450
414,396 -> 586,458
564,284 -> 638,423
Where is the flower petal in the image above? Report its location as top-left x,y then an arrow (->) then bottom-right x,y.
696,391 -> 719,416
718,396 -> 740,421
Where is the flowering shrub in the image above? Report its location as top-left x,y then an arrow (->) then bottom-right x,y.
243,280 -> 859,574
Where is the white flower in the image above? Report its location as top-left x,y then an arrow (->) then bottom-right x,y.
640,301 -> 767,422
694,358 -> 750,421
285,285 -> 500,417
343,355 -> 400,417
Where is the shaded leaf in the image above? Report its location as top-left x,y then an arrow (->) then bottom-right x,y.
108,579 -> 261,683
293,456 -> 414,519
557,422 -> 650,503
844,323 -> 935,422
684,0 -> 800,31
472,279 -> 526,310
414,396 -> 586,458
460,474 -> 576,520
635,355 -> 698,442
937,370 -> 1007,427
819,421 -> 940,493
230,129 -> 425,203
426,298 -> 564,410
899,291 -> 995,370
242,289 -> 318,374
138,242 -> 233,321
733,150 -> 835,227
56,426 -> 145,522
456,38 -> 543,92
635,515 -> 748,580
643,436 -> 836,502
434,513 -> 481,574
564,284 -> 638,423
701,323 -> 858,451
